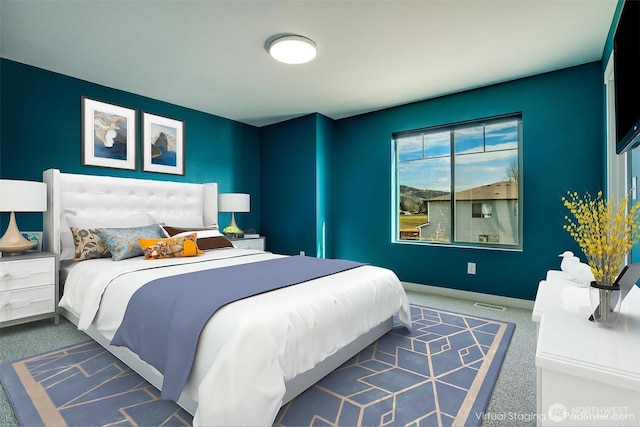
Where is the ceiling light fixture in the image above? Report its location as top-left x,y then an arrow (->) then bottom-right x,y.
268,35 -> 317,65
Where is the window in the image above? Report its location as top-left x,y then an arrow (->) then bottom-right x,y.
472,203 -> 492,218
478,234 -> 500,243
393,114 -> 522,248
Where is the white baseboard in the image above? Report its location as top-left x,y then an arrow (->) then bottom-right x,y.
402,281 -> 534,310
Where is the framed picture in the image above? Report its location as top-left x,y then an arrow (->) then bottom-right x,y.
22,231 -> 43,252
142,112 -> 184,175
82,97 -> 136,170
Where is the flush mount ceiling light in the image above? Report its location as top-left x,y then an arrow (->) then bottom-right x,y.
268,35 -> 317,65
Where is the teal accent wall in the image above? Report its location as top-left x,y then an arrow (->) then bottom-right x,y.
259,113 -> 335,258
332,63 -> 604,300
0,59 -> 261,233
259,114 -> 317,255
1,57 -> 607,301
316,114 -> 335,259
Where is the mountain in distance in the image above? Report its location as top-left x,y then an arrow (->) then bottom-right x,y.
399,185 -> 449,212
400,185 -> 448,200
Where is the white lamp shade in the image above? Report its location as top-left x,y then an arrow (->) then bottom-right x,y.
218,193 -> 250,213
0,179 -> 47,212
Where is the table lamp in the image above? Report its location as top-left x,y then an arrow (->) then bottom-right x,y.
0,179 -> 47,255
218,193 -> 250,238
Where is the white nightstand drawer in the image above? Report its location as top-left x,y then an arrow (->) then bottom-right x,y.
232,237 -> 265,250
0,285 -> 56,322
0,257 -> 55,291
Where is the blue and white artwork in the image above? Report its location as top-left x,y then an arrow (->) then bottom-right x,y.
93,111 -> 129,160
149,123 -> 177,167
82,97 -> 136,170
142,112 -> 184,175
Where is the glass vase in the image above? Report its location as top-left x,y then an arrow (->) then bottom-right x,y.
589,281 -> 621,327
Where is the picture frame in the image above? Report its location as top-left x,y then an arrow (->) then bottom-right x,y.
82,97 -> 136,170
22,231 -> 43,252
142,112 -> 184,175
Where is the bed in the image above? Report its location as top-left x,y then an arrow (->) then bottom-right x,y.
43,168 -> 412,426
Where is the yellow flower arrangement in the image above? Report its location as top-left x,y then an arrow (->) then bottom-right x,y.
562,191 -> 640,286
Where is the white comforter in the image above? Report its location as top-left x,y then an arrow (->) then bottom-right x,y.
59,249 -> 412,426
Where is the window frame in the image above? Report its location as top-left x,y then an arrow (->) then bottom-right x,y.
392,113 -> 523,251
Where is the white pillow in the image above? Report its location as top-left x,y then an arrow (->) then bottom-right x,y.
60,211 -> 154,260
172,228 -> 223,239
154,214 -> 204,229
59,209 -> 77,261
161,225 -> 232,251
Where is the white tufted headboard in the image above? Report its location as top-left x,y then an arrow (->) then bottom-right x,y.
43,169 -> 218,257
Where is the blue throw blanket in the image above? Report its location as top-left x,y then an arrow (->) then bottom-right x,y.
110,255 -> 364,401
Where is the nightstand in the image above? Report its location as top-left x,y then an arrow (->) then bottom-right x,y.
231,236 -> 265,251
0,251 -> 59,328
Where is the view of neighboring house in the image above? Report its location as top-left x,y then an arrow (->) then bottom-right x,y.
418,181 -> 519,245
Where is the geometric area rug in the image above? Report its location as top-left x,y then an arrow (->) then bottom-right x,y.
275,305 -> 515,426
0,340 -> 192,427
0,304 -> 514,427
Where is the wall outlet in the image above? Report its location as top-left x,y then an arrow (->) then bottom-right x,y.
300,250 -> 305,256
467,262 -> 476,275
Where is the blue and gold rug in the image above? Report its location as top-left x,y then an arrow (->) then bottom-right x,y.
0,340 -> 191,427
0,305 -> 514,427
275,305 -> 515,426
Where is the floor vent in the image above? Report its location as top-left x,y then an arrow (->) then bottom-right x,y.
474,302 -> 506,311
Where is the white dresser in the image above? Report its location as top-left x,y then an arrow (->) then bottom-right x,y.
533,270 -> 640,426
0,251 -> 59,328
231,236 -> 265,251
